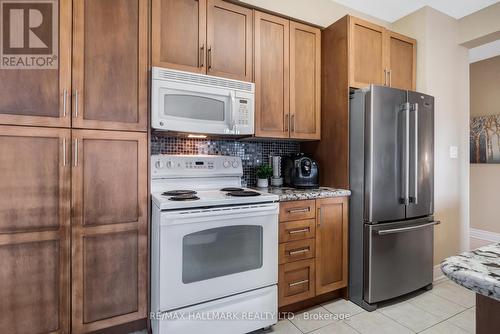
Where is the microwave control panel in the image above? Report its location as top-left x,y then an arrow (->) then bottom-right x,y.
237,99 -> 250,126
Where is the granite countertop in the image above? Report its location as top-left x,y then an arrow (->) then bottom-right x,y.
255,186 -> 351,202
441,243 -> 500,301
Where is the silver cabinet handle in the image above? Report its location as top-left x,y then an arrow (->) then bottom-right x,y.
291,114 -> 295,132
289,279 -> 309,287
288,207 -> 310,214
384,68 -> 387,86
317,207 -> 322,226
74,139 -> 78,167
377,221 -> 441,235
412,103 -> 419,204
284,114 -> 289,132
389,69 -> 392,87
200,44 -> 205,68
74,89 -> 79,118
62,89 -> 67,117
62,138 -> 67,166
288,228 -> 310,235
288,247 -> 310,256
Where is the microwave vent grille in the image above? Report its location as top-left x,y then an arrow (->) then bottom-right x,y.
154,68 -> 254,92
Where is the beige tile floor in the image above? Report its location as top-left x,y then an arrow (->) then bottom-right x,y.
254,278 -> 476,334
132,278 -> 475,334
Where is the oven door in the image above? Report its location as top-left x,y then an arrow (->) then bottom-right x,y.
158,203 -> 278,311
152,78 -> 237,135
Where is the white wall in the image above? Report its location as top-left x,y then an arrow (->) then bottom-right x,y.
392,7 -> 470,264
458,2 -> 500,47
236,0 -> 389,27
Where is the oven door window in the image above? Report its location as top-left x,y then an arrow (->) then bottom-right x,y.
164,94 -> 225,122
182,225 -> 263,283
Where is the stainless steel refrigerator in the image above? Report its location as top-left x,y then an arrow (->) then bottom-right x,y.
349,85 -> 439,311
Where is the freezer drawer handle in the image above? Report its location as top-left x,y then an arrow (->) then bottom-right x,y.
377,221 -> 441,235
289,279 -> 309,287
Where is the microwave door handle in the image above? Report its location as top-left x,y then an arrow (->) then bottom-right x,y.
229,91 -> 236,133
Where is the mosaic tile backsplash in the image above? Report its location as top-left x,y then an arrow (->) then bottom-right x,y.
151,134 -> 300,186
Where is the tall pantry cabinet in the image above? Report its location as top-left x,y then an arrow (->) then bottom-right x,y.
0,1 -> 148,333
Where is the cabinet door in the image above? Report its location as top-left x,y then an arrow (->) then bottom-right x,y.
152,0 -> 207,74
349,17 -> 386,88
254,12 -> 289,138
387,31 -> 416,90
72,0 -> 148,131
207,0 -> 253,81
0,0 -> 71,128
279,259 -> 315,307
71,130 -> 147,333
0,126 -> 70,334
315,197 -> 348,295
290,21 -> 321,140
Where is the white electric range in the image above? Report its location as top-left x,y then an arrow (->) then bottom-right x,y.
150,154 -> 279,334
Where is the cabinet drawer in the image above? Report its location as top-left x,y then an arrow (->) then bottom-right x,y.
280,200 -> 316,222
279,259 -> 315,307
279,219 -> 316,243
279,239 -> 315,264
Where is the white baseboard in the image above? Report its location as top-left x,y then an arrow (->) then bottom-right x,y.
470,228 -> 500,243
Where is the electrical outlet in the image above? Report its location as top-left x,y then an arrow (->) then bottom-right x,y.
450,146 -> 458,159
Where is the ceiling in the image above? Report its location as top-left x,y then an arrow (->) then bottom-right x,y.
332,0 -> 500,22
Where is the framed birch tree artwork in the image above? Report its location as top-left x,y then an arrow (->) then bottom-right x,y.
470,115 -> 500,163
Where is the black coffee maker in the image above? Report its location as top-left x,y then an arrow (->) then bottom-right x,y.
282,153 -> 319,189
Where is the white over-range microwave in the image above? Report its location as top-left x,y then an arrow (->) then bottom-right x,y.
151,67 -> 255,136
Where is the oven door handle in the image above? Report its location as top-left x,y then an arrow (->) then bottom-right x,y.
377,221 -> 441,235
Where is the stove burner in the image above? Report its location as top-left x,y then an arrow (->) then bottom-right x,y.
220,187 -> 244,192
226,190 -> 261,197
168,194 -> 200,201
162,190 -> 197,196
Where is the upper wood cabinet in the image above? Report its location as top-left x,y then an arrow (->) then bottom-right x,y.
349,17 -> 386,88
153,0 -> 253,81
349,16 -> 416,90
207,0 -> 253,81
387,31 -> 416,90
290,22 -> 321,140
71,129 -> 148,333
72,0 -> 148,132
315,197 -> 348,295
254,12 -> 290,138
152,0 -> 206,73
254,12 -> 321,140
0,125 -> 70,334
0,0 -> 71,128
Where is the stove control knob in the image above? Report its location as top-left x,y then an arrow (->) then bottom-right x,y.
223,160 -> 230,168
166,160 -> 174,169
232,161 -> 239,168
156,160 -> 166,169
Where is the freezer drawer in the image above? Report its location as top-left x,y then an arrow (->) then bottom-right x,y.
364,218 -> 436,304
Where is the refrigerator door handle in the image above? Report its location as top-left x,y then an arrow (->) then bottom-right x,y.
377,221 -> 441,235
412,103 -> 419,204
402,102 -> 410,206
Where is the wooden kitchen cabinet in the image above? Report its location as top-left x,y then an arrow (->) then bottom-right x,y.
254,11 -> 290,138
349,16 -> 386,88
153,0 -> 252,81
71,130 -> 148,333
0,125 -> 71,334
0,0 -> 71,128
152,0 -> 207,73
290,22 -> 321,140
72,0 -> 148,131
207,0 -> 253,81
254,12 -> 321,140
387,31 -> 416,90
315,197 -> 348,295
278,197 -> 348,307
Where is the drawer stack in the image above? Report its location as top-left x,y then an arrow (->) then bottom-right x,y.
278,200 -> 317,306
